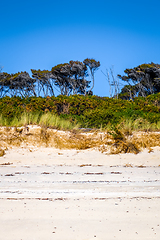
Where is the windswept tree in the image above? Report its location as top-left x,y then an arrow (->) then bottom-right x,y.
83,58 -> 100,94
118,63 -> 160,100
69,60 -> 89,95
31,69 -> 55,97
0,66 -> 7,97
0,71 -> 36,97
51,63 -> 71,95
102,66 -> 120,99
51,61 -> 90,95
0,72 -> 11,97
9,72 -> 36,97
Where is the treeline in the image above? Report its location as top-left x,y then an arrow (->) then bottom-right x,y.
0,59 -> 100,98
1,61 -> 160,100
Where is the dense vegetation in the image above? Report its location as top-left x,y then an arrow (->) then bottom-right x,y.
1,61 -> 160,131
0,93 -> 160,129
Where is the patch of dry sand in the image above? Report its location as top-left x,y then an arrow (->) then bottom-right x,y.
0,147 -> 160,240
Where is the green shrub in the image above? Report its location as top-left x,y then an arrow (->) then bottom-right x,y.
0,94 -> 160,129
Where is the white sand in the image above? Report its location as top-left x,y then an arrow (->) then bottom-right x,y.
0,147 -> 160,239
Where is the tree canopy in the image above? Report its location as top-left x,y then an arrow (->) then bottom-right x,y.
83,58 -> 100,94
51,61 -> 90,95
118,63 -> 160,100
0,71 -> 36,97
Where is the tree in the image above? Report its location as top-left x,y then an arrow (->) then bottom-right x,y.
0,72 -> 11,97
31,69 -> 55,97
118,63 -> 160,100
0,71 -> 36,97
9,72 -> 36,97
51,61 -> 90,95
69,60 -> 89,95
83,58 -> 100,93
102,66 -> 120,98
51,63 -> 71,95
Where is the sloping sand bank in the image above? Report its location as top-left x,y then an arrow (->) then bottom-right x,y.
0,147 -> 160,240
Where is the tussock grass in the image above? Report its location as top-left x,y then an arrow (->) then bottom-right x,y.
0,112 -> 79,130
117,118 -> 160,135
108,128 -> 160,154
39,112 -> 78,130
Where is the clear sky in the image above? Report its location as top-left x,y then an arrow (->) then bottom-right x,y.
1,0 -> 160,97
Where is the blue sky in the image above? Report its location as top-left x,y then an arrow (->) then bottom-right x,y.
1,0 -> 160,96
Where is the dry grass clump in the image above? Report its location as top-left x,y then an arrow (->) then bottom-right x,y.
131,132 -> 160,149
118,118 -> 160,135
0,148 -> 5,157
108,127 -> 160,154
98,128 -> 140,154
109,139 -> 140,154
100,118 -> 160,154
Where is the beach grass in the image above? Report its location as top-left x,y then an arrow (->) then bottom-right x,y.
116,118 -> 160,134
0,112 -> 79,130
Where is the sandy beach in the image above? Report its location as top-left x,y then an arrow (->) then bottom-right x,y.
0,146 -> 160,240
